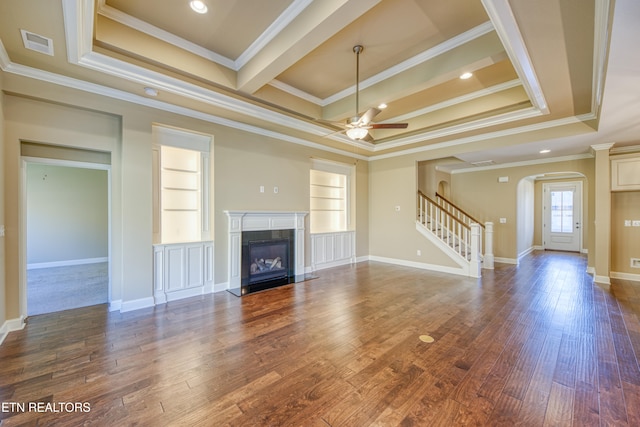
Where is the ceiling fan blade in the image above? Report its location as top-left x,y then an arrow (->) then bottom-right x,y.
370,123 -> 408,129
358,107 -> 381,125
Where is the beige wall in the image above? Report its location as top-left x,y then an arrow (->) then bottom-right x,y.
611,191 -> 640,274
369,155 -> 459,268
1,72 -> 368,321
450,159 -> 595,263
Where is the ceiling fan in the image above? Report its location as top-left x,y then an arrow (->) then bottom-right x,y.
338,45 -> 408,141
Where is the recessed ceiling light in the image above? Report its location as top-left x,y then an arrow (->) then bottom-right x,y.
460,72 -> 473,80
378,103 -> 387,109
539,149 -> 551,154
190,0 -> 208,14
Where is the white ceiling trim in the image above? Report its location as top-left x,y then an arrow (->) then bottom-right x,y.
449,153 -> 594,174
63,0 -> 355,140
592,0 -> 612,114
96,3 -> 236,69
322,22 -> 496,106
0,50 -> 370,161
235,0 -> 314,69
63,1 -> 544,156
368,113 -> 597,161
96,0 -> 313,71
384,79 -> 523,123
0,40 -> 10,69
268,79 -> 325,105
481,0 -> 549,114
373,107 -> 542,151
62,0 -> 94,63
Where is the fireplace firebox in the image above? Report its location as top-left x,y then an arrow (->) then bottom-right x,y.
235,229 -> 295,295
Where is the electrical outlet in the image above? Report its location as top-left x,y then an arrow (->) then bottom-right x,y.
259,185 -> 264,193
631,258 -> 640,269
0,225 -> 4,237
395,205 -> 401,212
633,220 -> 640,227
273,186 -> 279,194
625,220 -> 632,227
499,218 -> 507,224
417,249 -> 421,256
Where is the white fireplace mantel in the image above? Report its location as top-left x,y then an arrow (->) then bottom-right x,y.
224,211 -> 308,291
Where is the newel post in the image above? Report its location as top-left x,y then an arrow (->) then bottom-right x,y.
470,223 -> 481,278
484,221 -> 494,269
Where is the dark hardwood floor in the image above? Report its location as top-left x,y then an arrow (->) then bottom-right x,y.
1,251 -> 640,426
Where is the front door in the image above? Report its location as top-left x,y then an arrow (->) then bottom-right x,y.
543,182 -> 582,252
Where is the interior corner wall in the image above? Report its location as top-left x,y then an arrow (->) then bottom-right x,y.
611,190 -> 640,274
0,73 -> 7,328
369,155 -> 460,268
516,178 -> 535,257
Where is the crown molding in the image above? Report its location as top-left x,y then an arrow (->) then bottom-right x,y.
385,79 -> 522,123
235,0 -> 314,69
610,144 -> 640,154
369,113 -> 596,161
592,0 -> 612,115
96,0 -> 313,71
449,153 -> 594,174
481,0 -> 548,114
322,21 -> 496,106
96,3 -> 236,69
0,49 -> 369,161
373,106 -> 542,151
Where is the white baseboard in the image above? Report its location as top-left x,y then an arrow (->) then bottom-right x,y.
120,297 -> 155,313
213,282 -> 229,293
368,255 -> 470,277
312,257 -> 356,272
109,300 -> 122,312
594,275 -> 611,285
0,316 -> 26,346
27,257 -> 109,270
494,257 -> 518,265
611,271 -> 640,282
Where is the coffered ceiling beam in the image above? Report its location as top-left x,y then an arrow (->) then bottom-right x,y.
236,0 -> 382,95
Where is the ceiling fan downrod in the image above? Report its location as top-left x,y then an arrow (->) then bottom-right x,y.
353,45 -> 363,122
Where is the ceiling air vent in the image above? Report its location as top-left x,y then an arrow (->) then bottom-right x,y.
470,160 -> 495,167
20,29 -> 54,56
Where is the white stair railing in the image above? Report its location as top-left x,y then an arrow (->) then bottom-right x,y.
417,191 -> 494,273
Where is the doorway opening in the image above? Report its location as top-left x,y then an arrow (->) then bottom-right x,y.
24,158 -> 111,316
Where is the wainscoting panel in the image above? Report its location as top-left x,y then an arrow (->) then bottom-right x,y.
153,241 -> 214,304
311,231 -> 355,271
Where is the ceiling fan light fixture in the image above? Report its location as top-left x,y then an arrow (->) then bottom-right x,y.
190,0 -> 208,14
346,127 -> 369,140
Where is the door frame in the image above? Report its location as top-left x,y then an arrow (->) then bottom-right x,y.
20,156 -> 112,317
542,181 -> 583,252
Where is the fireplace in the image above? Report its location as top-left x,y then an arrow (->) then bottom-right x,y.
225,211 -> 308,296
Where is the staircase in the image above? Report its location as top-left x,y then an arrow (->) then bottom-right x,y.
416,191 -> 494,277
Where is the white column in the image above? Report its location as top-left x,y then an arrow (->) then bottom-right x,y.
483,222 -> 494,269
469,223 -> 481,278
